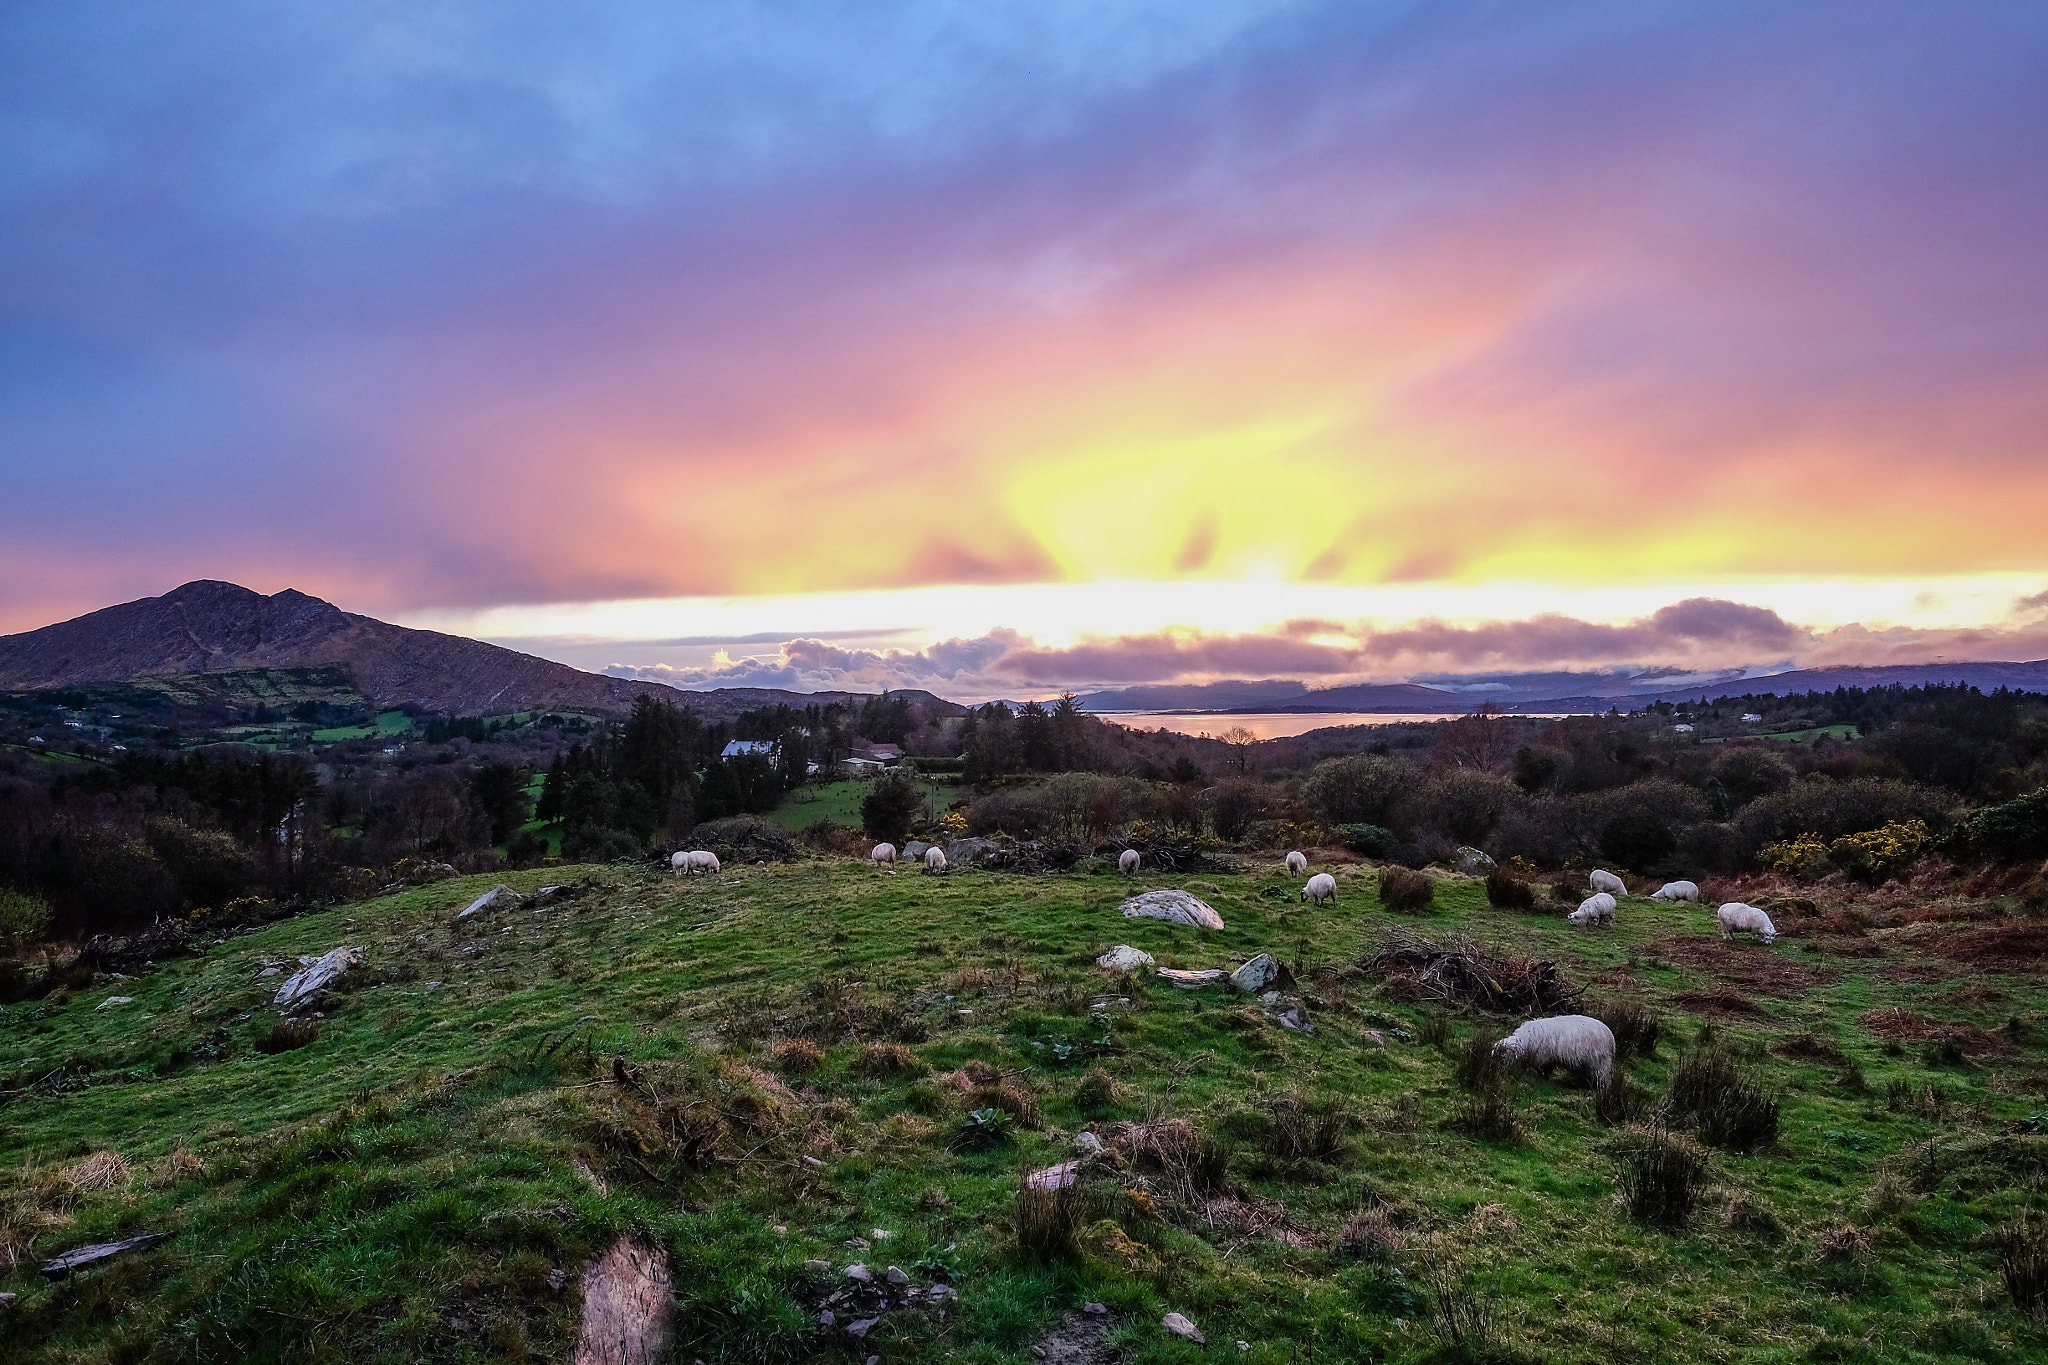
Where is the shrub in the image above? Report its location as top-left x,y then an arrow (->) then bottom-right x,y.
1339,824 -> 1398,858
770,1038 -> 823,1076
1416,1011 -> 1453,1051
1446,1070 -> 1522,1142
1415,1251 -> 1504,1356
254,1019 -> 320,1054
1398,769 -> 1522,848
1827,819 -> 1931,884
967,1079 -> 1041,1128
1997,1211 -> 2048,1324
860,769 -> 925,844
1760,832 -> 1832,880
1594,1077 -> 1650,1126
1306,755 -> 1418,827
1254,1092 -> 1351,1162
0,885 -> 52,953
1378,867 -> 1435,913
953,1107 -> 1015,1151
1483,871 -> 1537,910
1663,1048 -> 1779,1153
1013,1182 -> 1091,1263
852,1041 -> 923,1078
1074,1066 -> 1128,1114
1968,786 -> 2048,862
503,829 -> 550,867
1588,999 -> 1662,1064
1453,1028 -> 1505,1091
1610,1124 -> 1712,1231
1337,1206 -> 1404,1261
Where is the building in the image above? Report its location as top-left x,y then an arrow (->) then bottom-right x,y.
721,739 -> 778,760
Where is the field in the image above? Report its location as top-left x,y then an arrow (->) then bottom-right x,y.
2,857 -> 2046,1363
309,710 -> 417,743
766,777 -> 946,832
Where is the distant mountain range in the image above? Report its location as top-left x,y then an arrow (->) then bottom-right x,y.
1077,660 -> 2048,714
0,581 -> 962,720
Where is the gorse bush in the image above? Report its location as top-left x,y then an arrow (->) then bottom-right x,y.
1483,871 -> 1537,911
1663,1047 -> 1779,1153
1378,867 -> 1435,913
0,885 -> 52,953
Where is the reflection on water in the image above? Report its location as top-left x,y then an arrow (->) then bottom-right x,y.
1093,711 -> 1474,741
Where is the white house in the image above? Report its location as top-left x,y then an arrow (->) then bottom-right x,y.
1740,713 -> 1763,723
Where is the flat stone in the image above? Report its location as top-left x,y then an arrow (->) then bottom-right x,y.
257,967 -> 281,977
846,1317 -> 882,1338
1027,1160 -> 1081,1191
1229,954 -> 1281,993
1163,1311 -> 1206,1344
1155,967 -> 1229,989
1095,944 -> 1156,972
1120,890 -> 1224,930
886,1265 -> 909,1286
457,883 -> 522,919
845,1263 -> 873,1282
1276,1008 -> 1315,1035
1082,1302 -> 1108,1316
273,947 -> 357,1009
41,1231 -> 167,1278
95,996 -> 134,1010
1074,1131 -> 1104,1155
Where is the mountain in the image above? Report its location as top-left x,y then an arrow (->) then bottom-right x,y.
0,581 -> 690,716
1073,680 -> 1308,711
1504,659 -> 2048,713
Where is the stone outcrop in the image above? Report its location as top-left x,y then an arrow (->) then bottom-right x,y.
570,1237 -> 673,1365
1119,890 -> 1224,930
273,947 -> 357,1009
1095,945 -> 1156,972
457,883 -> 522,919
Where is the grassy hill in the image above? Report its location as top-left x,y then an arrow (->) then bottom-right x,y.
3,859 -> 2046,1362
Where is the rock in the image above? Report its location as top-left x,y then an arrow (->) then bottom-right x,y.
1082,1302 -> 1108,1316
272,947 -> 357,1009
819,1309 -> 836,1328
771,1225 -> 786,1235
1074,1131 -> 1104,1155
457,883 -> 523,919
1120,890 -> 1224,930
928,1284 -> 955,1302
1275,1007 -> 1315,1034
40,1231 -> 168,1278
570,1237 -> 673,1365
1229,954 -> 1281,993
1095,944 -> 1156,972
845,1263 -> 873,1283
870,1228 -> 892,1240
802,1156 -> 826,1168
536,885 -> 563,901
548,1267 -> 568,1293
0,1291 -> 13,1310
1027,1160 -> 1081,1191
886,1265 -> 909,1286
1454,846 -> 1497,876
806,1259 -> 830,1272
1155,967 -> 1229,989
903,841 -> 932,860
944,837 -> 995,864
846,1317 -> 882,1338
1163,1311 -> 1205,1344
95,996 -> 134,1010
258,966 -> 281,977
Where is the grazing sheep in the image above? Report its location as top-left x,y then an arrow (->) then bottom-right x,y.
1119,849 -> 1140,875
1285,850 -> 1308,875
871,843 -> 897,870
1590,868 -> 1627,896
670,850 -> 719,875
924,846 -> 947,874
1493,1015 -> 1616,1090
1717,902 -> 1778,944
1649,880 -> 1701,903
1568,892 -> 1616,927
1301,872 -> 1337,905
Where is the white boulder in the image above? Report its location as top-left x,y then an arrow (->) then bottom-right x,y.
1120,889 -> 1224,930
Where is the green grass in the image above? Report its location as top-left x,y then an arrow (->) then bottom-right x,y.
767,777 -> 943,831
310,710 -> 416,743
3,861 -> 2045,1362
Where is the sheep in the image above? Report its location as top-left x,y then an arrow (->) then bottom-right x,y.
924,846 -> 947,874
1285,850 -> 1308,875
1119,849 -> 1140,875
670,850 -> 719,875
1492,1015 -> 1616,1090
1300,872 -> 1337,905
1717,902 -> 1778,944
1589,868 -> 1627,896
871,842 -> 897,871
1649,880 -> 1701,903
1567,892 -> 1616,927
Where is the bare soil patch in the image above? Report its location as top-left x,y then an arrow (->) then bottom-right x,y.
1645,936 -> 1843,996
1671,987 -> 1772,1019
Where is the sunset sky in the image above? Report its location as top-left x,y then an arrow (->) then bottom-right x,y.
4,2 -> 2046,699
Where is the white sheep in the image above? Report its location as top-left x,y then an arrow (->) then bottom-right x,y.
1119,849 -> 1140,875
1649,880 -> 1701,903
1717,902 -> 1778,944
1285,851 -> 1308,875
1493,1015 -> 1616,1090
1589,868 -> 1627,896
924,846 -> 947,874
670,850 -> 719,875
1300,872 -> 1337,905
1568,892 -> 1616,927
871,842 -> 897,870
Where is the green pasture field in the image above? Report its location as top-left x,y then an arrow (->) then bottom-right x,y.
310,710 -> 417,743
2,859 -> 2045,1363
768,777 -> 944,831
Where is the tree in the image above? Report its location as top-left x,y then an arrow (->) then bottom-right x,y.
1217,727 -> 1258,775
467,761 -> 531,844
860,769 -> 925,845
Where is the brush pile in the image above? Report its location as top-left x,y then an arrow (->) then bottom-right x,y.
1351,928 -> 1579,1016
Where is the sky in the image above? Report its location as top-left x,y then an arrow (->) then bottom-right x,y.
4,1 -> 2047,701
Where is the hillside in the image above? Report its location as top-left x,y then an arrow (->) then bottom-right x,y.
0,581 -> 683,717
3,857 -> 2046,1361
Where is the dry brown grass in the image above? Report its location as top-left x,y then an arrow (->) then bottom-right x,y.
63,1150 -> 132,1193
770,1037 -> 824,1076
852,1041 -> 925,1078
